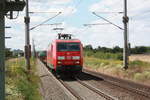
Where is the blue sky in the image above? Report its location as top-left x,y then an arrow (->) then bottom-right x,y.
47,0 -> 99,28
5,0 -> 150,50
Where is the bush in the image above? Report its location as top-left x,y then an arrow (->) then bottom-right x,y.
17,73 -> 41,100
84,50 -> 123,60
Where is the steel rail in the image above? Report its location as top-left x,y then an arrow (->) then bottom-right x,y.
58,79 -> 83,100
83,69 -> 150,98
75,77 -> 117,100
46,62 -> 115,100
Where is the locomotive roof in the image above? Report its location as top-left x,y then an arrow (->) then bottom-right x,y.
54,39 -> 81,43
47,39 -> 81,47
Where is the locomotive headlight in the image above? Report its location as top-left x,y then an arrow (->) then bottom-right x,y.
58,61 -> 62,64
72,56 -> 80,60
75,61 -> 80,64
58,56 -> 65,60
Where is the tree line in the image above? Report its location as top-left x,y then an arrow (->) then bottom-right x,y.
5,45 -> 150,59
5,48 -> 24,59
84,45 -> 150,54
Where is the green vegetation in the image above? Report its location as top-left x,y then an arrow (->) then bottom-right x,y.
6,58 -> 42,100
84,57 -> 122,71
5,48 -> 24,60
84,56 -> 150,83
131,46 -> 150,54
5,48 -> 13,59
84,45 -> 150,54
130,60 -> 149,66
84,45 -> 150,84
84,50 -> 123,60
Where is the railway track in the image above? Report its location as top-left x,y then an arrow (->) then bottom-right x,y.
75,77 -> 117,100
83,69 -> 150,99
58,79 -> 83,100
45,61 -> 116,100
42,61 -> 150,99
58,77 -> 117,100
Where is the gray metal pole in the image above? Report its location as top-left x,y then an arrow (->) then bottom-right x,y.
24,0 -> 31,71
0,1 -> 5,99
123,0 -> 129,69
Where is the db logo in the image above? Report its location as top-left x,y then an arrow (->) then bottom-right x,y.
67,53 -> 70,55
67,56 -> 71,59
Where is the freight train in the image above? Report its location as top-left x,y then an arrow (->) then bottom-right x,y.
38,51 -> 47,64
46,34 -> 83,76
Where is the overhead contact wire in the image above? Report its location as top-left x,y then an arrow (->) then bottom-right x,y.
93,12 -> 124,30
30,12 -> 62,31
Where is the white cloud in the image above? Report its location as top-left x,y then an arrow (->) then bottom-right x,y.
5,0 -> 77,50
31,0 -> 150,49
89,0 -> 123,12
5,0 -> 150,50
51,0 -> 72,5
89,0 -> 150,47
45,6 -> 77,16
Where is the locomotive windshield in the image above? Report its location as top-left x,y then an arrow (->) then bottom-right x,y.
57,42 -> 80,51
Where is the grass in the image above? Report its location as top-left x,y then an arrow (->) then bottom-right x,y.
6,58 -> 42,100
84,50 -> 123,60
84,57 -> 122,70
84,56 -> 150,85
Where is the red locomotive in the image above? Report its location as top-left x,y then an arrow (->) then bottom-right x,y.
47,34 -> 83,75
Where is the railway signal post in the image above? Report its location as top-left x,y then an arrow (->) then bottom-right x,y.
24,0 -> 31,72
0,0 -> 25,99
0,1 -> 5,100
123,0 -> 129,70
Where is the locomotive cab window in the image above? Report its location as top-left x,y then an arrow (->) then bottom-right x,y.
57,43 -> 80,51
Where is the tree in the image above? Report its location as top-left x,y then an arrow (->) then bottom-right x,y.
5,48 -> 13,58
84,44 -> 93,50
112,46 -> 123,53
131,46 -> 148,54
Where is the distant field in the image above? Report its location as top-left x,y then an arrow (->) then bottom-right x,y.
130,54 -> 150,62
84,54 -> 150,86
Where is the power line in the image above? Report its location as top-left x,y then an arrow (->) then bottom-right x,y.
92,12 -> 124,30
94,11 -> 123,14
83,23 -> 110,27
30,12 -> 61,30
40,23 -> 62,26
